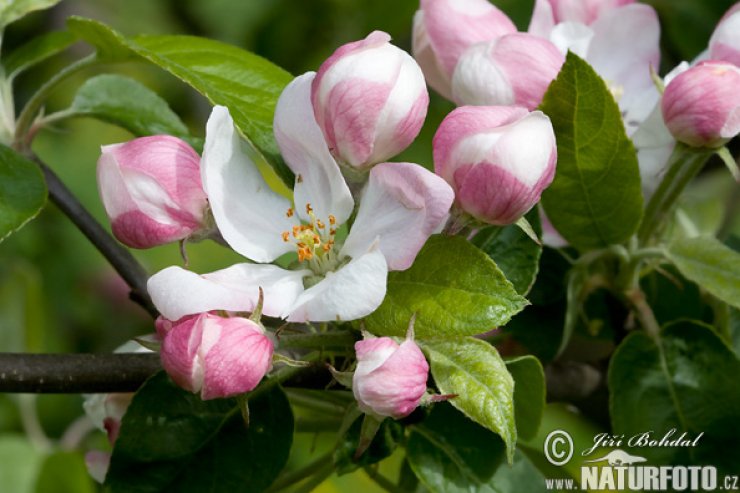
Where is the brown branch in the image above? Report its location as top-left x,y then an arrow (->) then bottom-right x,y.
0,353 -> 161,393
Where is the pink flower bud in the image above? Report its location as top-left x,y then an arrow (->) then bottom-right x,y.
157,313 -> 274,400
434,106 -> 557,225
311,31 -> 429,169
352,335 -> 429,419
412,0 -> 517,100
451,33 -> 564,109
709,2 -> 740,66
97,136 -> 209,249
661,61 -> 740,148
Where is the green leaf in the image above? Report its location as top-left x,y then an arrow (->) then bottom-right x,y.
506,356 -> 545,441
34,452 -> 95,493
70,74 -> 193,144
0,144 -> 47,242
666,236 -> 740,310
608,321 -> 740,474
365,235 -> 528,339
471,209 -> 542,296
407,403 -> 546,493
333,415 -> 403,475
0,0 -> 60,30
66,17 -> 133,61
4,30 -> 76,79
540,52 -> 643,250
67,17 -> 295,186
0,434 -> 44,493
421,338 -> 516,462
105,372 -> 293,493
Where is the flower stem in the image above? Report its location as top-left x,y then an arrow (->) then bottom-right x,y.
14,55 -> 97,150
637,144 -> 714,245
286,389 -> 351,416
39,159 -> 157,317
249,351 -> 323,402
364,467 -> 410,493
279,331 -> 357,350
264,451 -> 334,493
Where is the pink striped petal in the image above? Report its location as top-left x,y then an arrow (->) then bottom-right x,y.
341,162 -> 454,271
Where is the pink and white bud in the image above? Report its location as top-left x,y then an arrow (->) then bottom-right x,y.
434,106 -> 557,225
311,31 -> 429,169
352,335 -> 429,419
412,0 -> 517,100
661,61 -> 740,148
709,2 -> 740,66
156,313 -> 274,400
97,136 -> 209,249
451,33 -> 564,109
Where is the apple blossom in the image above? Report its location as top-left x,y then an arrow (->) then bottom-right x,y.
352,333 -> 429,419
412,0 -> 516,100
434,105 -> 557,226
311,31 -> 428,170
661,61 -> 740,148
97,135 -> 209,248
529,1 -> 661,136
156,313 -> 274,400
451,33 -> 564,109
709,2 -> 740,66
148,75 -> 453,323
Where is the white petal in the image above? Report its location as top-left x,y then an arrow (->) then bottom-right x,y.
202,106 -> 297,263
549,22 -> 593,58
274,73 -> 354,226
451,41 -> 514,106
528,0 -> 556,38
148,264 -> 309,321
587,5 -> 660,99
286,246 -> 387,322
341,162 -> 453,271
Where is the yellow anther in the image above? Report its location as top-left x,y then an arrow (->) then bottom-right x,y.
306,203 -> 313,215
286,208 -> 294,218
328,215 -> 336,226
316,219 -> 325,229
330,228 -> 336,236
281,231 -> 290,242
323,244 -> 331,252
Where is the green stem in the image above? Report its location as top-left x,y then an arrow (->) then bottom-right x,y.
14,54 -> 96,150
279,331 -> 357,350
363,468 -> 410,493
249,351 -> 322,402
286,389 -> 349,416
638,144 -> 714,245
294,417 -> 344,433
265,452 -> 334,493
624,288 -> 661,340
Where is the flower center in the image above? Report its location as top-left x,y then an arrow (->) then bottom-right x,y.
282,203 -> 339,274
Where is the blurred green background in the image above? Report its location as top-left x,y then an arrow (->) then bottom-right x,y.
0,0 -> 736,491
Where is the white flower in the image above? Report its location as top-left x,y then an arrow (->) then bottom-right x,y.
148,73 -> 453,323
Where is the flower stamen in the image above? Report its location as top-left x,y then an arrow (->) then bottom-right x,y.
280,204 -> 340,274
